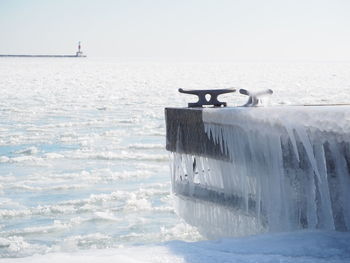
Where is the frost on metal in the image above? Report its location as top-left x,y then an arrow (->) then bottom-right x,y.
169,106 -> 350,238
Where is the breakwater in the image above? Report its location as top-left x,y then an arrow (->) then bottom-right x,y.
0,54 -> 85,57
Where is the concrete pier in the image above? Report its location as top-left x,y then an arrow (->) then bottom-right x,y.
166,106 -> 350,237
166,108 -> 228,160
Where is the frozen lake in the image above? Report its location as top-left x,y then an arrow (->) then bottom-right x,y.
0,58 -> 350,262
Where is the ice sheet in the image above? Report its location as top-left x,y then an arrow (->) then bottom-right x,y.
1,230 -> 349,263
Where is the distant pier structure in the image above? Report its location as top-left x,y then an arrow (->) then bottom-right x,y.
75,42 -> 85,57
0,42 -> 87,58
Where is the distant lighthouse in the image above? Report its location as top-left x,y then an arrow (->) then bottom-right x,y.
76,42 -> 85,57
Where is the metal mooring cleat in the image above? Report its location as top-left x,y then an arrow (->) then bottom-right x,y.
239,88 -> 273,107
179,88 -> 236,107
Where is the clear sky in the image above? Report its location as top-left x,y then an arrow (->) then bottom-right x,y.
0,0 -> 349,61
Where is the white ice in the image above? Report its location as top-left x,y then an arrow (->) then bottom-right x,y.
0,230 -> 349,263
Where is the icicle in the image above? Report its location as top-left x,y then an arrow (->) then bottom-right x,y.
329,142 -> 350,229
313,143 -> 335,230
285,124 -> 300,162
294,126 -> 321,182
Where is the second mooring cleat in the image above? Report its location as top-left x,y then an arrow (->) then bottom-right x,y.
240,89 -> 273,107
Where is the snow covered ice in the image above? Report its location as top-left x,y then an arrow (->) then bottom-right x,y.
1,58 -> 350,262
1,231 -> 349,263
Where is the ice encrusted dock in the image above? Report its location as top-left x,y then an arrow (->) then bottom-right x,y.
165,106 -> 350,238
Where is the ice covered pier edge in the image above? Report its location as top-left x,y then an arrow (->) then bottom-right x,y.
165,106 -> 350,238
